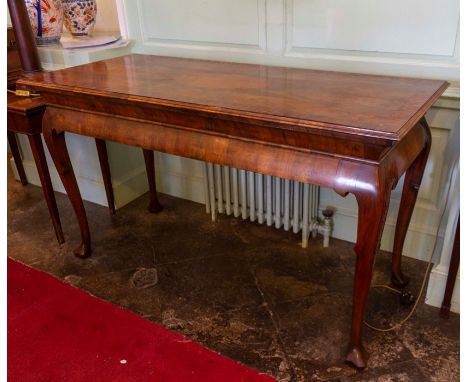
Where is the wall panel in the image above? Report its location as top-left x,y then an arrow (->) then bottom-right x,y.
289,0 -> 459,56
137,0 -> 266,50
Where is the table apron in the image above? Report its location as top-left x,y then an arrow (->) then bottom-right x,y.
42,106 -> 426,199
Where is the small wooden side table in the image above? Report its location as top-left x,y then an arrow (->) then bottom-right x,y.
7,93 -> 163,242
7,26 -> 28,186
8,94 -> 64,243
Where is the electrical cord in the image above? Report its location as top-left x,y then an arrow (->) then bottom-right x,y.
364,160 -> 456,332
7,89 -> 41,97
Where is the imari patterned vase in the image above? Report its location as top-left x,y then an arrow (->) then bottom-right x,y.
24,0 -> 64,45
63,0 -> 97,36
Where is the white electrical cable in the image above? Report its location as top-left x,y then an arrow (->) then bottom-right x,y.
7,89 -> 40,97
365,160 -> 457,332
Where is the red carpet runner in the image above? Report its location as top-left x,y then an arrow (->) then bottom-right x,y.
8,258 -> 276,381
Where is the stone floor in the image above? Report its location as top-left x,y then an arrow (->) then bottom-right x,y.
7,166 -> 459,381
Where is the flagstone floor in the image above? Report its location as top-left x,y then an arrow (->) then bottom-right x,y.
7,164 -> 459,381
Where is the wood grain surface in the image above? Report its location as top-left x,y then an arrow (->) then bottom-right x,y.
18,54 -> 448,140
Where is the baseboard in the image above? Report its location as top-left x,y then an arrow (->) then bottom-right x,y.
321,203 -> 458,313
112,165 -> 206,208
425,265 -> 460,313
11,158 -> 113,207
13,157 -> 441,263
322,208 -> 444,263
9,158 -> 206,210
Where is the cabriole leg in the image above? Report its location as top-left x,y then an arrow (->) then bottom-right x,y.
346,189 -> 391,369
391,122 -> 431,288
43,128 -> 91,258
28,133 -> 64,244
95,138 -> 116,215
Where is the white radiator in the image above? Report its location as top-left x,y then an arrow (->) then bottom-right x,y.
203,163 -> 332,248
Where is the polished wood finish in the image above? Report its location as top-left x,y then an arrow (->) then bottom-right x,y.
7,10 -> 64,243
7,27 -> 23,89
16,55 -> 446,141
95,138 -> 116,215
440,216 -> 460,318
391,118 -> 432,288
143,150 -> 163,213
7,95 -> 64,243
28,133 -> 65,243
43,128 -> 90,256
7,27 -> 27,184
7,131 -> 28,185
19,54 -> 448,369
7,0 -> 41,74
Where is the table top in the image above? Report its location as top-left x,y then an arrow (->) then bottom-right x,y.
18,54 -> 448,141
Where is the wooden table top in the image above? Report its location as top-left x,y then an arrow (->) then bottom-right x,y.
18,54 -> 448,141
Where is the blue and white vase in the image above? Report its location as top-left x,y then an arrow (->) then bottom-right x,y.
63,0 -> 97,36
24,0 -> 64,45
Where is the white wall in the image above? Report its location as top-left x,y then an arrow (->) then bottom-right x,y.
94,0 -> 120,33
291,0 -> 459,56
126,0 -> 459,79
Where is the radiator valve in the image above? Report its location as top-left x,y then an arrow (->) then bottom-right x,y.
321,209 -> 334,247
310,209 -> 334,247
